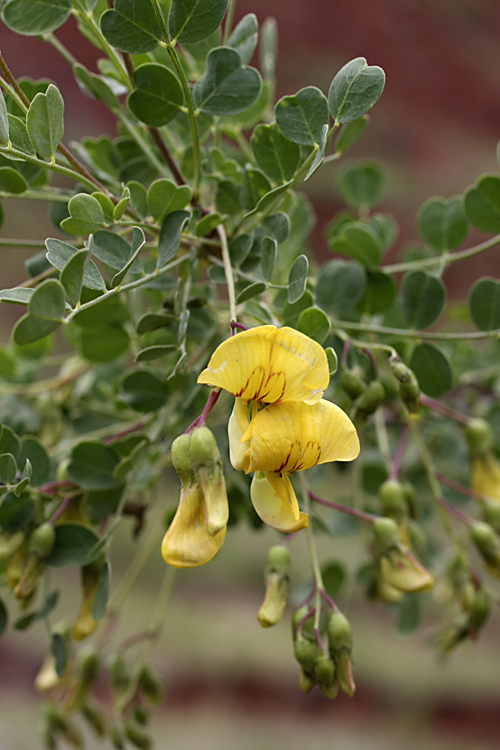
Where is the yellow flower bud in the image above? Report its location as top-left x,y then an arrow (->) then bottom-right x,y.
257,545 -> 291,627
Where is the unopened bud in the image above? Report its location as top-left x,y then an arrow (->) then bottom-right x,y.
298,667 -> 315,694
468,590 -> 490,635
29,524 -> 56,559
258,545 -> 291,628
372,517 -> 401,552
294,634 -> 320,672
313,652 -> 335,686
110,727 -> 125,750
465,419 -> 493,456
80,701 -> 106,737
45,703 -> 83,748
380,547 -> 435,593
137,665 -> 165,705
379,480 -> 407,523
6,541 -> 29,589
340,366 -> 366,400
78,647 -> 99,685
470,522 -> 500,577
0,530 -> 25,561
482,500 -> 500,533
190,427 -> 228,535
170,433 -> 193,479
133,706 -> 149,726
124,722 -> 152,750
327,612 -> 352,652
352,379 -> 385,419
107,653 -> 130,698
291,605 -> 315,641
390,361 -> 421,414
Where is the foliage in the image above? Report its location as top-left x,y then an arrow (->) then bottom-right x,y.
0,0 -> 499,746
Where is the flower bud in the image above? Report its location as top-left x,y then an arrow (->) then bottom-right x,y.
294,634 -> 320,672
379,480 -> 407,523
291,605 -> 315,641
190,427 -> 228,535
44,702 -> 83,748
351,380 -> 385,428
327,612 -> 355,697
465,419 -> 493,456
74,558 -> 105,641
170,433 -> 193,478
137,665 -> 165,705
372,517 -> 401,552
482,500 -> 500,533
298,667 -> 315,694
6,540 -> 29,589
468,589 -> 490,636
390,361 -> 421,414
470,452 -> 500,501
379,547 -> 435,593
107,653 -> 130,700
340,366 -> 366,400
470,522 -> 500,577
257,545 -> 291,628
78,646 -> 99,685
313,651 -> 338,698
133,706 -> 149,726
124,722 -> 152,750
29,523 -> 56,559
0,530 -> 25,561
80,701 -> 107,737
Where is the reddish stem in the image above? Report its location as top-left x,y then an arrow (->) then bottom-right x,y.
185,388 -> 222,433
105,422 -> 146,444
39,480 -> 77,495
320,589 -> 340,613
302,582 -> 316,607
341,339 -> 351,367
314,627 -> 323,651
363,347 -> 379,377
436,473 -> 488,503
389,424 -> 408,480
296,607 -> 315,637
420,395 -> 469,425
439,497 -> 475,527
309,490 -> 377,523
230,321 -> 248,336
50,496 -> 72,525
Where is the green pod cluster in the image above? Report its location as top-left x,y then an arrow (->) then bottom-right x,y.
327,612 -> 355,697
465,419 -> 492,456
351,380 -> 385,429
372,517 -> 401,553
390,360 -> 421,414
340,365 -> 366,400
378,479 -> 407,523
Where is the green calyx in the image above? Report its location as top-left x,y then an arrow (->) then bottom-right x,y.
465,418 -> 493,456
327,611 -> 352,652
372,516 -> 401,552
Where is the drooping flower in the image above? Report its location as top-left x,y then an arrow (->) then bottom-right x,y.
229,398 -> 360,532
162,427 -> 228,568
198,325 -> 330,405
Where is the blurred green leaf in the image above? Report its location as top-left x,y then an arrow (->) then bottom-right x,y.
101,0 -> 161,54
401,271 -> 446,330
287,255 -> 308,304
338,160 -> 385,209
0,167 -> 28,194
410,342 -> 453,398
68,442 -> 120,490
297,307 -> 330,344
275,86 -> 329,146
119,370 -> 169,412
1,0 -> 71,35
260,237 -> 277,282
251,123 -> 300,183
359,271 -> 396,315
157,209 -> 190,267
463,175 -> 500,233
168,0 -> 229,44
193,47 -> 261,115
316,260 -> 366,317
418,196 -> 469,251
227,13 -> 258,64
128,64 -> 184,127
469,277 -> 500,331
49,522 -> 102,567
60,194 -> 105,235
328,57 -> 385,124
147,179 -> 192,222
13,279 -> 65,346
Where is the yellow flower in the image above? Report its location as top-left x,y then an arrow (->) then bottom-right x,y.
230,398 -> 360,532
198,325 -> 330,405
379,548 -> 435,593
471,453 -> 500,501
161,482 -> 226,568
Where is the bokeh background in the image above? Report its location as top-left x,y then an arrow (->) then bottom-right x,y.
1,1 -> 500,748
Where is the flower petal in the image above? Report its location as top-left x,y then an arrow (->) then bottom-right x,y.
197,325 -> 329,404
242,400 -> 360,474
161,485 -> 226,568
228,398 -> 251,472
471,453 -> 500,501
380,548 -> 434,593
250,472 -> 309,532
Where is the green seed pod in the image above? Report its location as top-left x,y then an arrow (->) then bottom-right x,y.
482,500 -> 500,534
327,612 -> 352,652
124,723 -> 152,750
298,667 -> 315,694
465,419 -> 493,456
340,366 -> 366,400
320,680 -> 339,700
80,701 -> 106,737
390,361 -> 421,414
294,634 -> 320,671
29,524 -> 56,560
258,545 -> 291,627
372,517 -> 401,552
379,480 -> 407,522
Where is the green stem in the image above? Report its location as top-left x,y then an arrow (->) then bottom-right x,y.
166,46 -> 201,195
116,110 -> 171,178
73,8 -> 131,90
223,0 -> 237,44
301,474 -> 324,638
42,33 -> 79,66
382,234 -> 500,274
0,145 -> 97,191
217,224 -> 237,324
65,254 -> 187,323
333,318 -> 500,341
0,238 -> 53,248
0,190 -> 72,203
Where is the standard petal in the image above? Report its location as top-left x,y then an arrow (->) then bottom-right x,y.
250,472 -> 309,533
471,454 -> 500,501
161,485 -> 226,568
380,548 -> 435,593
197,325 -> 329,404
242,400 -> 360,474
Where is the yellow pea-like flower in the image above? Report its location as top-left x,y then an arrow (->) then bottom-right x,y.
471,453 -> 500,501
197,325 -> 330,405
230,398 -> 359,532
379,547 -> 435,593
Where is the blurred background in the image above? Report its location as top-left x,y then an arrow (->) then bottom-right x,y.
1,1 -> 500,748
